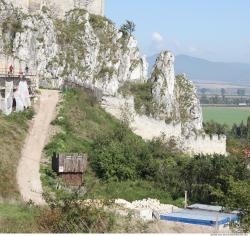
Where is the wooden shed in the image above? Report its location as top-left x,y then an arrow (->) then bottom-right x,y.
52,153 -> 88,186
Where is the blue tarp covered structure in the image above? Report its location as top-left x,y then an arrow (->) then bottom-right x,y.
160,209 -> 239,226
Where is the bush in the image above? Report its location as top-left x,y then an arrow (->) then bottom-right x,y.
118,81 -> 155,116
38,194 -> 115,233
91,125 -> 144,181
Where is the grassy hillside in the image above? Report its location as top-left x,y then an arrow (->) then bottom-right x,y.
0,109 -> 34,199
42,89 -> 249,218
42,88 -> 182,205
202,107 -> 250,126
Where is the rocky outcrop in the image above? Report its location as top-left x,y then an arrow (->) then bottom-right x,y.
151,51 -> 179,121
151,51 -> 203,137
102,51 -> 226,155
0,2 -> 147,96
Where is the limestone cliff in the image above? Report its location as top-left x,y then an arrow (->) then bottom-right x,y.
104,51 -> 226,155
151,51 -> 203,137
0,1 -> 147,95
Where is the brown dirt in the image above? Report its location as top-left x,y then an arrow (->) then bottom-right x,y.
16,90 -> 59,205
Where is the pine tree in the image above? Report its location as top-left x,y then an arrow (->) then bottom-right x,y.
247,117 -> 250,140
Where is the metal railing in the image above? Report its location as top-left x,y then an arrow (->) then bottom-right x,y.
0,68 -> 37,78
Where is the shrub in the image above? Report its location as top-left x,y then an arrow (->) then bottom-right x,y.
91,125 -> 144,181
118,81 -> 156,116
38,194 -> 115,233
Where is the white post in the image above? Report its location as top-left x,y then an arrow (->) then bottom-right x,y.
215,215 -> 219,231
184,191 -> 188,208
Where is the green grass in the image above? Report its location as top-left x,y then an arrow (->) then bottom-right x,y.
0,203 -> 40,233
202,107 -> 250,126
0,108 -> 34,199
84,169 -> 184,207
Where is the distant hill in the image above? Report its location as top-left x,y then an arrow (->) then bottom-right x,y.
147,54 -> 250,86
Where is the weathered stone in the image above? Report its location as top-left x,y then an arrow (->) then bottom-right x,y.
150,51 -> 203,137
0,1 -> 148,95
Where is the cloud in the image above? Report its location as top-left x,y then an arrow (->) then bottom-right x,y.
149,32 -> 166,54
148,33 -> 201,57
152,32 -> 164,44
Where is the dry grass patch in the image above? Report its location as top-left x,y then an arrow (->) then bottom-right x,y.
0,109 -> 34,199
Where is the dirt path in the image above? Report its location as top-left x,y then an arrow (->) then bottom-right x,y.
17,90 -> 59,205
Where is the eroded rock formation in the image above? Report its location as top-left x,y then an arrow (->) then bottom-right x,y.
151,51 -> 203,137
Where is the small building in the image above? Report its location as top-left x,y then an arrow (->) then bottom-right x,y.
239,103 -> 247,107
52,153 -> 88,186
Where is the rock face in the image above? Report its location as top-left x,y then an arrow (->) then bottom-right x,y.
102,51 -> 226,155
151,51 -> 178,120
151,51 -> 203,137
0,2 -> 147,95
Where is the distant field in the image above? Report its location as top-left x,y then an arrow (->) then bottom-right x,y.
202,107 -> 250,126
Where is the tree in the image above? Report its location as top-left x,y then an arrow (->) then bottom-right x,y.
247,117 -> 250,140
226,178 -> 250,232
239,121 -> 247,138
221,88 -> 226,101
200,88 -> 208,95
120,20 -> 136,37
237,89 -> 246,97
212,95 -> 220,104
200,94 -> 209,104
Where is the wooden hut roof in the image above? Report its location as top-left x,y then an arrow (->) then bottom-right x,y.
56,154 -> 88,173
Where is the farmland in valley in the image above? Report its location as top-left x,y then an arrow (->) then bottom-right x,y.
202,107 -> 250,126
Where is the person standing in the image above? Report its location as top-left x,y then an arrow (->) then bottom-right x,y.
25,65 -> 29,75
8,64 -> 13,75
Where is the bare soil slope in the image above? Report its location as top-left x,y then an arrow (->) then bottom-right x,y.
17,90 -> 59,205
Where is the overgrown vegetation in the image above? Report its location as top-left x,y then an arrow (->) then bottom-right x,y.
119,20 -> 136,37
1,14 -> 24,55
118,81 -> 156,115
54,9 -> 89,75
42,88 -> 182,204
42,88 -> 250,233
0,194 -> 146,233
0,108 -> 34,199
175,74 -> 196,123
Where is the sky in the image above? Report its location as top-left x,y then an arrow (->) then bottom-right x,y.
106,0 -> 250,63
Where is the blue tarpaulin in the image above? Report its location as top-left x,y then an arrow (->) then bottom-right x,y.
160,209 -> 239,226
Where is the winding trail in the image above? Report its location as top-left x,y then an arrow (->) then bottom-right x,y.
17,90 -> 59,205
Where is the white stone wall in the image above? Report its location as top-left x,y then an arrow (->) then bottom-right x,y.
101,95 -> 182,140
185,134 -> 227,156
101,95 -> 227,156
